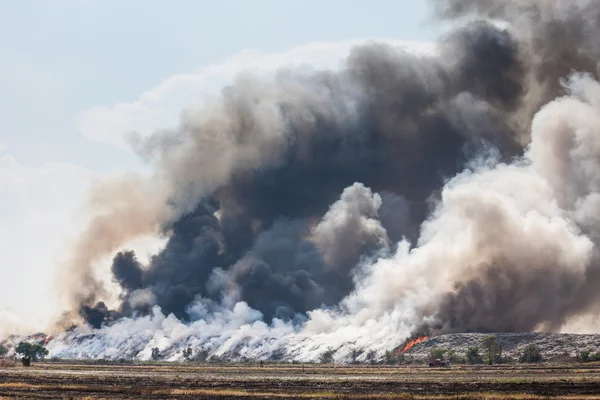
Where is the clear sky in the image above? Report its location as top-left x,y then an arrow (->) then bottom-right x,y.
0,0 -> 439,333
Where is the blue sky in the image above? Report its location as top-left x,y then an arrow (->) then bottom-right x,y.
0,0 -> 439,333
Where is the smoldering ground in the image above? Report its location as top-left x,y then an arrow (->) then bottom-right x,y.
42,0 -> 600,361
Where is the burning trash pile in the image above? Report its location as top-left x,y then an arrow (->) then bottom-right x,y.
393,333 -> 600,363
400,337 -> 431,354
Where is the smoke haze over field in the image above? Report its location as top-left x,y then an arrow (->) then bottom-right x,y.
18,0 -> 600,361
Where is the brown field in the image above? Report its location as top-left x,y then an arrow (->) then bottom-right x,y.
2,362 -> 600,399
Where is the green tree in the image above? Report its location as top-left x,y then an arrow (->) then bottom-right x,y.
15,342 -> 48,361
0,344 -> 7,357
519,344 -> 543,363
429,348 -> 446,361
445,349 -> 465,364
466,347 -> 484,364
578,350 -> 591,362
481,336 -> 502,365
151,347 -> 161,361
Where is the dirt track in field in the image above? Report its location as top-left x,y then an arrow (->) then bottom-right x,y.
2,362 -> 600,399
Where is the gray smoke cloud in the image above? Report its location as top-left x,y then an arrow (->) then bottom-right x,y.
38,0 -> 600,361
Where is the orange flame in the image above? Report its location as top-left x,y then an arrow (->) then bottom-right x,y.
400,336 -> 430,353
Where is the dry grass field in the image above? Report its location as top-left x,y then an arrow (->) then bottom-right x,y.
1,362 -> 600,399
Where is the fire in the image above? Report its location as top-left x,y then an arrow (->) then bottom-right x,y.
400,336 -> 430,353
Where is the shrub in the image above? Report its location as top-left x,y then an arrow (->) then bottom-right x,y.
466,347 -> 484,364
519,344 -> 543,363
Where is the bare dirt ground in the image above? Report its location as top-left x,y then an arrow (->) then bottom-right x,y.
2,362 -> 600,399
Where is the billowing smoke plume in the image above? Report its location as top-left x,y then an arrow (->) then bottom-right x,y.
43,0 -> 600,361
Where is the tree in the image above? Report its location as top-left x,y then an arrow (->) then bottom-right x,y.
0,344 -> 7,357
15,342 -> 48,362
445,349 -> 465,364
466,347 -> 484,364
577,350 -> 600,362
151,347 -> 161,361
182,346 -> 193,361
481,336 -> 502,365
519,344 -> 543,363
429,348 -> 446,361
578,350 -> 591,362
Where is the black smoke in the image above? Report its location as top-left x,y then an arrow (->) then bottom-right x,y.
77,19 -> 528,328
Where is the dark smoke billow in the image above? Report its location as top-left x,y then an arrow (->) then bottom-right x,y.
81,19 -> 526,327
42,0 -> 600,361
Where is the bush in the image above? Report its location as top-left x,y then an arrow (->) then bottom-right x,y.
519,344 -> 543,363
466,347 -> 484,364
